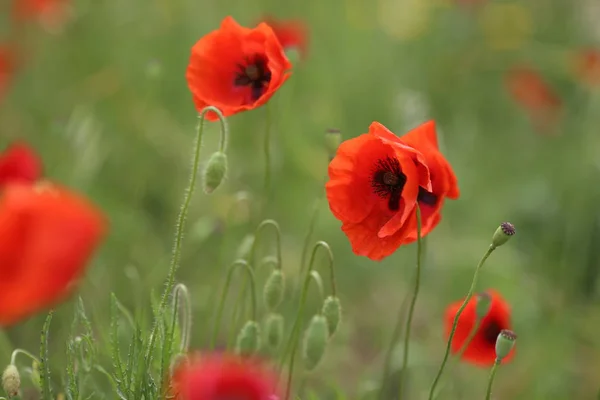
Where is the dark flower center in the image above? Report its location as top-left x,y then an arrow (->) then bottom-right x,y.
482,320 -> 503,346
371,156 -> 407,212
417,186 -> 437,206
234,54 -> 272,102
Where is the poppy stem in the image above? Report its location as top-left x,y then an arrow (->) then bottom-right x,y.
10,348 -> 41,366
210,259 -> 257,349
484,360 -> 500,400
427,245 -> 496,400
456,319 -> 481,359
280,241 -> 334,400
398,206 -> 423,400
172,283 -> 192,354
145,106 -> 228,360
263,103 -> 272,193
309,270 -> 326,307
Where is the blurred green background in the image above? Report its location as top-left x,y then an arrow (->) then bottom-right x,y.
2,0 -> 600,398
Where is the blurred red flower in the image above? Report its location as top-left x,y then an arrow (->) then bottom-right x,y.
0,182 -> 107,326
505,65 -> 562,134
444,289 -> 514,367
186,16 -> 292,121
398,121 -> 459,241
171,353 -> 279,400
0,47 -> 15,101
261,16 -> 309,60
326,122 -> 432,261
11,0 -> 66,21
572,48 -> 600,87
0,141 -> 43,187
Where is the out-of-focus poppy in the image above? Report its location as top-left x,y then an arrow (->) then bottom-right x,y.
261,16 -> 308,61
399,121 -> 459,240
326,122 -> 432,261
0,182 -> 107,326
572,48 -> 600,87
11,0 -> 67,22
186,16 -> 292,121
171,353 -> 279,400
444,289 -> 514,367
505,65 -> 562,134
0,141 -> 42,187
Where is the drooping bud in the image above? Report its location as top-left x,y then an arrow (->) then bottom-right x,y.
264,313 -> 285,351
302,315 -> 329,371
202,151 -> 228,194
30,360 -> 41,390
235,321 -> 261,357
325,129 -> 342,161
2,364 -> 20,398
491,222 -> 515,248
495,329 -> 517,361
475,291 -> 492,320
321,296 -> 342,337
263,269 -> 285,311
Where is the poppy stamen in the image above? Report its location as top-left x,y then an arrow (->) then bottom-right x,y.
234,55 -> 271,101
371,156 -> 407,212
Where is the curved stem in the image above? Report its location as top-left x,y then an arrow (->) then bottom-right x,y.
281,241 -> 333,400
456,319 -> 481,359
210,259 -> 257,349
11,348 -> 40,366
146,106 -> 228,359
309,271 -> 325,306
484,361 -> 500,400
249,219 -> 283,268
263,103 -> 272,192
427,245 -> 496,400
172,283 -> 192,354
299,180 -> 326,276
398,206 -> 422,400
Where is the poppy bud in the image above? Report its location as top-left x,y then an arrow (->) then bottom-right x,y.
325,129 -> 342,161
30,360 -> 40,390
302,315 -> 329,371
495,329 -> 517,361
202,151 -> 228,194
263,269 -> 285,311
2,364 -> 20,398
321,296 -> 342,337
236,234 -> 255,260
264,313 -> 284,351
235,321 -> 261,357
491,222 -> 516,248
475,291 -> 492,320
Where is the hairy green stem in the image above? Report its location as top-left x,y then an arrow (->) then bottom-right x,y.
485,361 -> 500,400
428,245 -> 496,400
398,206 -> 422,400
210,259 -> 257,349
172,283 -> 192,354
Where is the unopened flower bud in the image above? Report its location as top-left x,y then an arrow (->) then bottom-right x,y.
263,269 -> 285,311
2,365 -> 20,398
491,222 -> 515,248
302,315 -> 329,371
321,296 -> 342,337
475,291 -> 492,320
264,313 -> 284,351
202,151 -> 228,194
325,129 -> 342,161
495,329 -> 517,361
235,321 -> 261,357
30,360 -> 41,390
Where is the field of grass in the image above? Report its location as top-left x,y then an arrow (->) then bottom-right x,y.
2,0 -> 600,399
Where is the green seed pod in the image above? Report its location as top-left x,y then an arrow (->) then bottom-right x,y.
491,222 -> 515,248
475,291 -> 492,320
263,269 -> 285,311
2,364 -> 20,398
202,151 -> 228,194
321,296 -> 342,337
302,315 -> 329,371
264,313 -> 284,351
325,129 -> 342,161
495,329 -> 517,361
235,321 -> 261,357
30,360 -> 40,390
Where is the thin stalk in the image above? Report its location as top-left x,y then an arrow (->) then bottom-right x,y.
484,361 -> 500,400
428,245 -> 496,400
398,206 -> 423,400
263,104 -> 272,192
10,349 -> 40,365
456,319 -> 481,359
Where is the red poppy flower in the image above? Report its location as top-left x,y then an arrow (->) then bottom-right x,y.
261,16 -> 309,60
398,121 -> 459,241
505,65 -> 562,134
326,122 -> 432,261
572,48 -> 600,87
11,0 -> 67,21
186,16 -> 292,121
444,289 -> 514,367
0,182 -> 107,326
0,141 -> 43,187
171,353 -> 279,400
